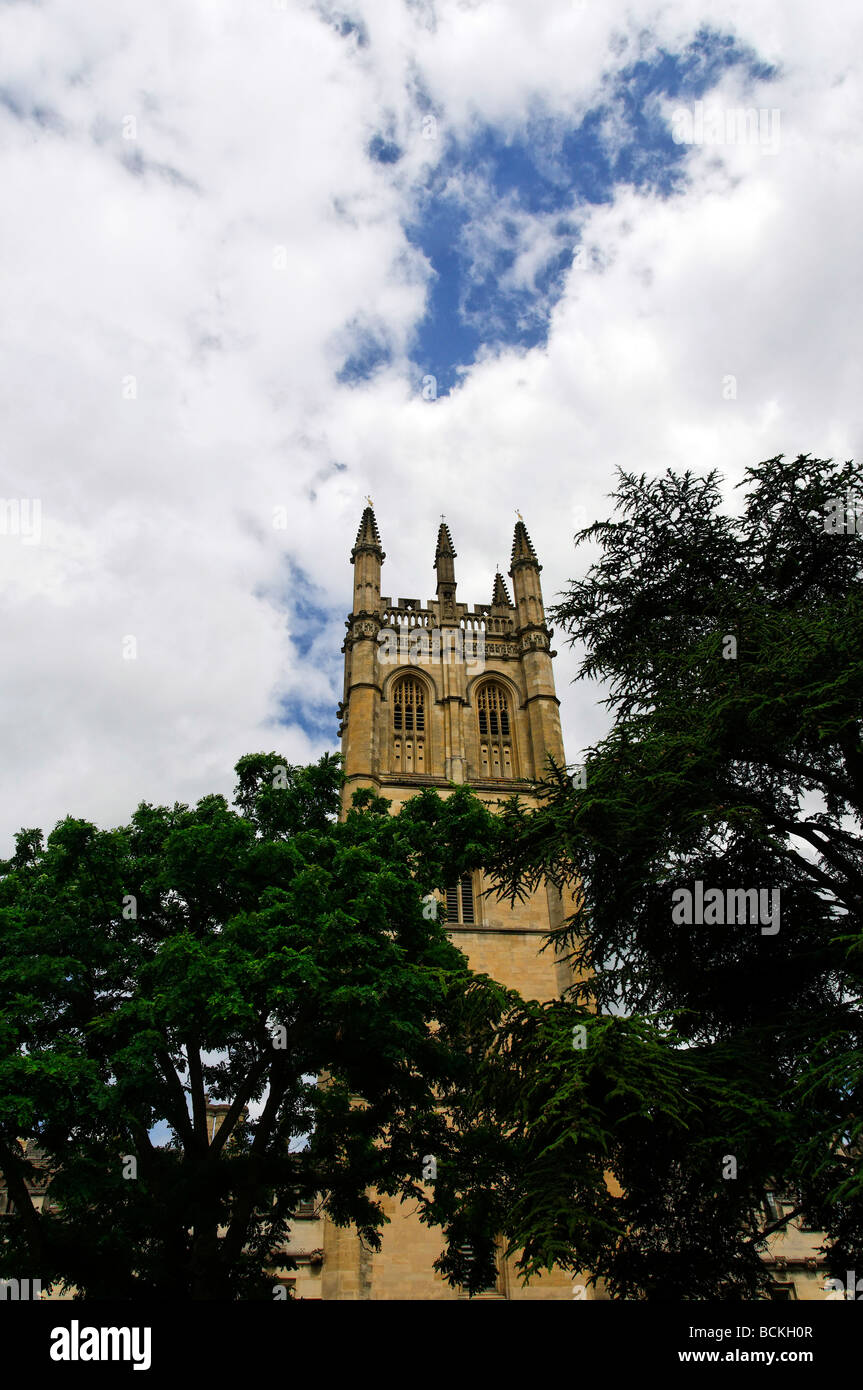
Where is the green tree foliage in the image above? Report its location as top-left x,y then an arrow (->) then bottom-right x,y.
0,752 -> 505,1299
460,455 -> 863,1298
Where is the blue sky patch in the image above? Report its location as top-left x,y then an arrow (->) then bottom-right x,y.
368,133 -> 402,165
335,317 -> 393,385
272,560 -> 342,742
317,7 -> 370,48
340,26 -> 778,394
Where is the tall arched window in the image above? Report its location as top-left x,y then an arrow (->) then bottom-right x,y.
392,676 -> 426,774
476,682 -> 515,779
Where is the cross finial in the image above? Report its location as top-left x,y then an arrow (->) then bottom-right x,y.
516,509 -> 524,522
365,494 -> 373,508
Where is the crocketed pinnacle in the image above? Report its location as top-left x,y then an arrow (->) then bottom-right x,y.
510,518 -> 539,568
491,571 -> 513,607
351,504 -> 384,560
434,521 -> 456,565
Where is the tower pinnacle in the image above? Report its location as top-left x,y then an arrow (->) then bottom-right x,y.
351,504 -> 384,562
435,520 -> 456,562
434,521 -> 457,618
491,571 -> 513,608
510,517 -> 540,573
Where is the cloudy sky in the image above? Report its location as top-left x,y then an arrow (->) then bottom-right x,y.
0,0 -> 860,849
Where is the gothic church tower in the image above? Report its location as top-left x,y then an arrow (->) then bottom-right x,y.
322,506 -> 578,1298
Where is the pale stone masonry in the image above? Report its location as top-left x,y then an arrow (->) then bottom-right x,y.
322,506 -> 581,1298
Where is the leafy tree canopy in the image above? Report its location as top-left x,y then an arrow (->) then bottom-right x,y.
462,455 -> 863,1298
0,752 -> 506,1299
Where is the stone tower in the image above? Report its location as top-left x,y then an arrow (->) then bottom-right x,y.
321,505 -> 578,1298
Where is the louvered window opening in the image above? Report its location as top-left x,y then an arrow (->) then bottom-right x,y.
477,685 -> 509,737
445,874 -> 475,924
393,677 -> 425,774
477,684 -> 515,778
393,678 -> 425,732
